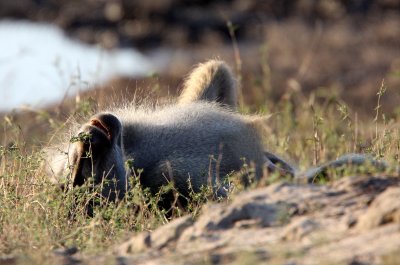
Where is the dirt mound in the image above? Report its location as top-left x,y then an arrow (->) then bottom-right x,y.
112,175 -> 400,264
48,175 -> 400,264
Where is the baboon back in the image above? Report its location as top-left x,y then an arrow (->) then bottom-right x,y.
117,102 -> 265,195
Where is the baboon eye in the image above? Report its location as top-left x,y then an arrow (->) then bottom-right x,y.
90,119 -> 111,140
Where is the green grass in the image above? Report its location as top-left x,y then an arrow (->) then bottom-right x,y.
0,69 -> 399,261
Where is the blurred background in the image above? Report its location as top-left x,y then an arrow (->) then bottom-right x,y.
0,0 -> 399,117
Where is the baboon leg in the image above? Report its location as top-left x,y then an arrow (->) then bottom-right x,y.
178,59 -> 238,109
264,151 -> 296,177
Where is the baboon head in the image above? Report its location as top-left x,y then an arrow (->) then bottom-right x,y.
67,113 -> 127,202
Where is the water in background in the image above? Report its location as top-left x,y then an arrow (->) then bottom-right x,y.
0,20 -> 154,111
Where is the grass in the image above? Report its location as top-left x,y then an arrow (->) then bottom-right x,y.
0,62 -> 399,262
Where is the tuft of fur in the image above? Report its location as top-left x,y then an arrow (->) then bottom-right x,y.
178,60 -> 238,109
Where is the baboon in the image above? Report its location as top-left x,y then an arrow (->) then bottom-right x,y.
46,60 -> 294,206
45,59 -> 388,207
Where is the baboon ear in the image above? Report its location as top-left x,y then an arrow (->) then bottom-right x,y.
70,113 -> 123,187
179,60 -> 238,109
68,128 -> 108,187
89,113 -> 123,148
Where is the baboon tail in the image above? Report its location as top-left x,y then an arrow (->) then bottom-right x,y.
296,153 -> 389,183
178,59 -> 238,109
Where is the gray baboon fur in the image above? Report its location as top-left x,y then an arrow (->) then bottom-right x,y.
116,103 -> 268,196
45,59 -> 388,204
46,59 -> 282,203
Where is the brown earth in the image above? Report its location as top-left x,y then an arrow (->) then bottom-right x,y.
48,174 -> 400,264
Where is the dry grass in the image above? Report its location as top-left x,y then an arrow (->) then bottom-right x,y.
0,56 -> 400,262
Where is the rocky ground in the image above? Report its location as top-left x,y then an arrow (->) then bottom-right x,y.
48,174 -> 400,265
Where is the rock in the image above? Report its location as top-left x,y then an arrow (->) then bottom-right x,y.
113,175 -> 400,264
193,195 -> 291,230
116,215 -> 193,255
303,223 -> 400,265
333,175 -> 399,194
356,187 -> 400,230
116,231 -> 151,255
151,215 -> 194,250
281,217 -> 319,241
